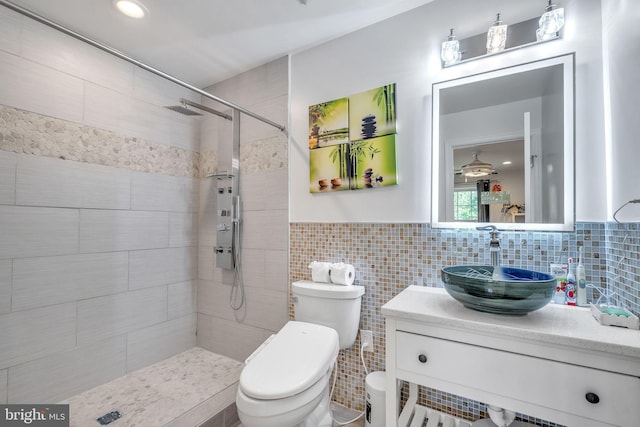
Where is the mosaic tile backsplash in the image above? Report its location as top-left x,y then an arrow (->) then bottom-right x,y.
289,222 -> 640,426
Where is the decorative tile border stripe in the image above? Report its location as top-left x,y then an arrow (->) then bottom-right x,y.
240,135 -> 288,174
1,105 -> 201,179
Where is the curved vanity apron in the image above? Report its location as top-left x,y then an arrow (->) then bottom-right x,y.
239,321 -> 339,400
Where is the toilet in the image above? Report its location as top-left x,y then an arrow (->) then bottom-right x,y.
236,280 -> 365,427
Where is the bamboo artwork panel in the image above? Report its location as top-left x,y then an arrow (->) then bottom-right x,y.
308,84 -> 398,193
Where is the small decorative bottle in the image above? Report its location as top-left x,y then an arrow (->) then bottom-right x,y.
565,257 -> 577,306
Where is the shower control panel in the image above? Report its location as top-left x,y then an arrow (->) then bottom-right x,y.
213,173 -> 238,270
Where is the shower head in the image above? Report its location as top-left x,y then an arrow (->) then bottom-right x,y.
165,101 -> 202,116
165,99 -> 233,120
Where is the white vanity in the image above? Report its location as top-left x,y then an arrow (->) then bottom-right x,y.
382,286 -> 640,427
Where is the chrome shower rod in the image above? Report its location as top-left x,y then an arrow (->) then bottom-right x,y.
0,0 -> 286,132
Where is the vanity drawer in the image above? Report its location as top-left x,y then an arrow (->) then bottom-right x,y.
396,331 -> 640,425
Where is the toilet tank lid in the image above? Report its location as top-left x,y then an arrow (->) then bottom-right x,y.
292,280 -> 365,299
239,321 -> 339,399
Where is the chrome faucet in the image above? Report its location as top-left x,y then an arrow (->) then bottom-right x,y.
477,225 -> 501,267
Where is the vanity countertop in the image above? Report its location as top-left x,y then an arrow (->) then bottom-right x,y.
382,286 -> 640,361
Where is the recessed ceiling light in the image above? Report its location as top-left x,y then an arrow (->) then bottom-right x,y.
502,160 -> 512,165
114,0 -> 147,19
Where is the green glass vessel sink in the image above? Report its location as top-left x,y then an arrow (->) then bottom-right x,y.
441,265 -> 556,316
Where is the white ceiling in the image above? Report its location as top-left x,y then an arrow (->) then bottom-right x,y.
9,0 -> 434,88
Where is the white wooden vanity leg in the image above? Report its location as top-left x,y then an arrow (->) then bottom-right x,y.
397,382 -> 418,427
385,317 -> 399,426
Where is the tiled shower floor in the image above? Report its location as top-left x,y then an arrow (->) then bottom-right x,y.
61,347 -> 243,427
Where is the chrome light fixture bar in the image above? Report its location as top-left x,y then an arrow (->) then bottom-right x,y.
440,1 -> 565,68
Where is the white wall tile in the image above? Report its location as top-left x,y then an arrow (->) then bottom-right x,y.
131,172 -> 199,213
133,68 -> 200,108
0,8 -> 21,55
0,260 -> 10,315
265,249 -> 288,293
0,151 -> 16,205
196,280 -> 221,317
12,252 -> 129,311
83,82 -> 146,139
198,246 -> 215,281
239,173 -> 267,212
239,248 -> 265,288
129,247 -> 197,290
198,179 -> 217,248
0,369 -> 6,404
196,314 -> 265,363
0,206 -> 79,260
16,155 -> 132,209
134,67 -> 203,148
197,280 -> 287,332
126,314 -> 196,372
77,287 -> 167,345
238,95 -> 287,144
84,83 -> 181,148
0,303 -> 76,369
168,281 -> 197,320
7,335 -> 126,404
79,209 -> 169,253
0,51 -> 84,124
239,169 -> 288,212
243,287 -> 289,332
263,170 -> 288,210
169,213 -> 198,247
241,209 -> 288,250
20,17 -> 134,95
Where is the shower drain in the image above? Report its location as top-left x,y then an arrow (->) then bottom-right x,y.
96,410 -> 122,425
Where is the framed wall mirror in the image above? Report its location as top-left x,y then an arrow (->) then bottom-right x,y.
431,53 -> 575,231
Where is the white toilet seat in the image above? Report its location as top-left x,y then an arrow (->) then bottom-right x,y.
239,321 -> 339,399
236,321 -> 340,427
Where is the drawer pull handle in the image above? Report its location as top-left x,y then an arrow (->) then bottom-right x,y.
418,354 -> 428,364
585,392 -> 600,404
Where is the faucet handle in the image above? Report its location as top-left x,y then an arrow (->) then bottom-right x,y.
477,225 -> 500,242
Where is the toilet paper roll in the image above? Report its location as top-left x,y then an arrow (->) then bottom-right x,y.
308,261 -> 332,283
329,262 -> 355,286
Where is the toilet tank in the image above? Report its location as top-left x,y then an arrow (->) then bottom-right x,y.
292,280 -> 365,349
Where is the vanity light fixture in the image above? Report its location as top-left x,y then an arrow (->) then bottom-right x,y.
462,153 -> 494,177
537,0 -> 565,41
486,13 -> 508,54
441,28 -> 462,66
113,0 -> 147,19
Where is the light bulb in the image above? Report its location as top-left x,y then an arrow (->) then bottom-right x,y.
486,13 -> 508,54
441,28 -> 461,66
114,0 -> 147,19
537,1 -> 565,41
